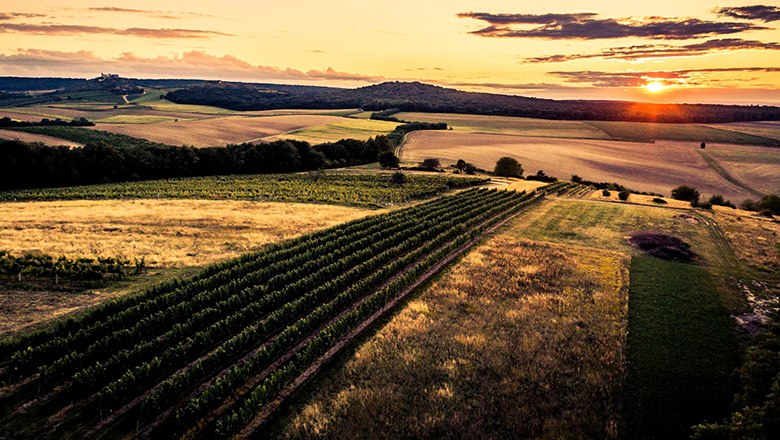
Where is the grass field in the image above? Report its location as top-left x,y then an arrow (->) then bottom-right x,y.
278,235 -> 627,439
395,111 -> 611,140
625,256 -> 739,439
703,146 -> 780,195
705,121 -> 780,141
0,173 -> 486,208
0,129 -> 82,147
265,118 -> 401,143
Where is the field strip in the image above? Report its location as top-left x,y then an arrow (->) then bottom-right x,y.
697,150 -> 764,197
237,192 -> 546,438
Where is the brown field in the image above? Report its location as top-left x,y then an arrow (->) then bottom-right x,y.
91,114 -> 346,146
395,111 -> 611,140
707,121 -> 780,141
703,145 -> 780,196
0,199 -> 371,268
281,221 -> 628,439
402,131 -> 773,200
0,129 -> 82,147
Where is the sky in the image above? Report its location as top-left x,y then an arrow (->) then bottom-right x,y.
0,1 -> 779,104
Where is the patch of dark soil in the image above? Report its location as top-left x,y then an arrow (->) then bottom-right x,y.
628,231 -> 696,262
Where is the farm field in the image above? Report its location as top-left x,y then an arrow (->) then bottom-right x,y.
402,130 -> 772,201
394,111 -> 611,140
706,121 -> 780,141
264,118 -> 401,144
0,172 -> 487,208
701,146 -> 780,196
276,218 -> 628,439
586,120 -> 780,146
0,185 -> 559,439
0,129 -> 82,147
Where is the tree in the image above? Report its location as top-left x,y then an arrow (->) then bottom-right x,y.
671,185 -> 700,204
421,158 -> 441,170
759,194 -> 780,215
455,159 -> 467,170
390,171 -> 406,185
493,157 -> 523,178
618,190 -> 630,201
378,151 -> 399,169
602,189 -> 611,197
700,142 -> 706,149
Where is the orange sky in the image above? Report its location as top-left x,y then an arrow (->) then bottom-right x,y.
0,0 -> 779,104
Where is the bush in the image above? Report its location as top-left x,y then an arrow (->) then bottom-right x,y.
759,194 -> 780,215
526,170 -> 556,183
698,201 -> 713,210
390,172 -> 406,185
652,197 -> 668,204
618,190 -> 630,201
759,209 -> 774,218
602,189 -> 611,197
572,175 -> 583,183
420,158 -> 441,170
378,151 -> 399,169
742,199 -> 759,211
493,157 -> 523,178
463,163 -> 477,175
671,185 -> 701,204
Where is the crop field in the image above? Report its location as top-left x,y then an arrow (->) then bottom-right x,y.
395,111 -> 612,140
277,221 -> 627,439
0,173 -> 487,208
708,120 -> 780,141
0,185 -> 559,439
90,115 -> 349,146
0,129 -> 82,147
586,120 -> 780,146
264,118 -> 401,144
402,130 -> 773,200
702,145 -> 780,195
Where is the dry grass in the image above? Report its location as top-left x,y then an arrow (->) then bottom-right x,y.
281,227 -> 628,439
265,119 -> 400,144
715,211 -> 780,274
402,131 -> 768,201
0,129 -> 82,147
704,144 -> 780,195
92,115 -> 347,146
0,199 -> 371,268
395,112 -> 611,140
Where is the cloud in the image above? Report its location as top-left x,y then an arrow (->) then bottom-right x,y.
87,7 -> 217,19
0,23 -> 231,38
549,67 -> 780,87
0,13 -> 46,20
715,5 -> 780,22
458,11 -> 765,39
526,38 -> 780,63
0,49 -> 384,84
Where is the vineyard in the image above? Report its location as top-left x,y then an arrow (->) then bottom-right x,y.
0,173 -> 487,208
0,251 -> 144,284
0,183 -> 566,439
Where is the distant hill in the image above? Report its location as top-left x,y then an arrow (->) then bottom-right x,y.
165,81 -> 780,123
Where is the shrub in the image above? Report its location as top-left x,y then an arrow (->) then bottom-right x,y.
709,194 -> 736,209
671,185 -> 700,204
421,158 -> 441,170
742,199 -> 759,211
378,151 -> 399,169
526,170 -> 556,182
759,209 -> 774,218
571,175 -> 583,183
390,172 -> 406,185
698,201 -> 713,210
652,197 -> 668,204
618,191 -> 630,201
463,163 -> 477,175
759,194 -> 780,215
455,159 -> 467,170
493,157 -> 523,178
602,189 -> 611,197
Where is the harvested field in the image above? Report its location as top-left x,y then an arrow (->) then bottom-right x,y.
586,120 -> 780,146
402,131 -> 769,200
703,144 -> 780,195
92,114 -> 346,146
395,111 -> 611,140
264,118 -> 400,144
0,199 -> 370,268
705,121 -> 780,142
0,129 -> 82,147
280,226 -> 628,439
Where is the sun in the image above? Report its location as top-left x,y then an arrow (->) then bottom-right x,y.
644,81 -> 666,93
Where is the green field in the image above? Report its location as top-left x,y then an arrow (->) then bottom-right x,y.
586,120 -> 780,146
0,173 -> 488,208
268,118 -> 401,143
625,256 -> 739,439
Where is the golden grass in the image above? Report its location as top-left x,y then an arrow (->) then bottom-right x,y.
265,118 -> 400,143
714,210 -> 780,274
281,224 -> 628,439
402,131 -> 766,201
0,129 -> 82,147
0,199 -> 371,268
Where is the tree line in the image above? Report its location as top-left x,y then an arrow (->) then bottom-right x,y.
0,122 -> 446,190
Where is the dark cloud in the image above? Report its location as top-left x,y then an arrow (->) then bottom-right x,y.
0,23 -> 232,38
458,11 -> 765,40
527,38 -> 780,63
716,5 -> 780,22
0,13 -> 46,20
549,67 -> 780,87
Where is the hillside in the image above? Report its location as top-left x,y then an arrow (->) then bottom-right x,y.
165,80 -> 780,123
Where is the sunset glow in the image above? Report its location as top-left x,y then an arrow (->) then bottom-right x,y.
0,1 -> 778,104
644,81 -> 668,93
